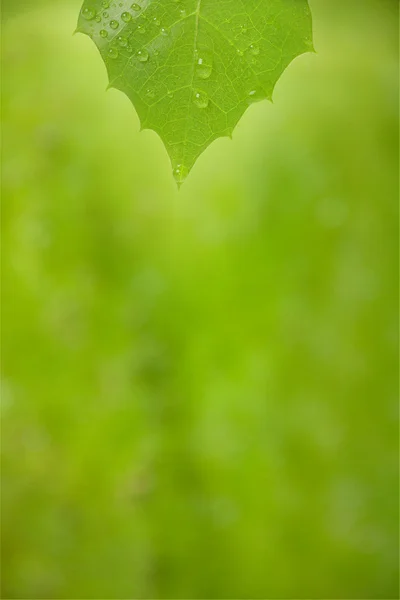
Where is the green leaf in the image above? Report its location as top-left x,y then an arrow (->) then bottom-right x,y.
77,0 -> 314,184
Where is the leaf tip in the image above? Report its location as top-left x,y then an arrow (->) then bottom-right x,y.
303,38 -> 317,54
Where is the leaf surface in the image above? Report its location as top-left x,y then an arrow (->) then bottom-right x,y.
77,0 -> 313,184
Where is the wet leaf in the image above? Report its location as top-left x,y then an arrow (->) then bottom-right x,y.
77,0 -> 314,184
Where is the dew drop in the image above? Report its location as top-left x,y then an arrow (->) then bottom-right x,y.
160,27 -> 169,36
236,49 -> 244,56
249,43 -> 259,55
82,7 -> 96,20
153,17 -> 160,26
110,19 -> 119,29
146,88 -> 155,98
137,24 -> 146,33
167,90 -> 174,98
95,15 -> 101,22
101,0 -> 110,7
173,164 -> 188,184
108,47 -> 119,58
121,11 -> 132,22
247,89 -> 265,103
100,29 -> 108,37
131,3 -> 141,11
136,48 -> 149,62
193,89 -> 209,109
126,45 -> 133,53
118,36 -> 128,47
103,11 -> 109,17
196,57 -> 212,79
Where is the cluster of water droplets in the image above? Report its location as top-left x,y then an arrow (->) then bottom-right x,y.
81,4 -> 271,184
81,4 -> 265,104
224,16 -> 268,103
81,1 -> 175,60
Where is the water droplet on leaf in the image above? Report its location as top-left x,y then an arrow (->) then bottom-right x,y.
196,57 -> 212,79
100,29 -> 108,38
247,89 -> 265,103
118,36 -> 128,47
121,12 -> 132,22
82,7 -> 96,20
136,48 -> 149,62
173,164 -> 188,184
108,47 -> 119,58
110,19 -> 119,29
193,90 -> 209,109
131,3 -> 141,11
249,43 -> 259,55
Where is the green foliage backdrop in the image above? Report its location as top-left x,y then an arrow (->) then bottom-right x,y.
1,0 -> 399,598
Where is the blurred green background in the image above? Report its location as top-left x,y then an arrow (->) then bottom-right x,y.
1,0 -> 399,598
